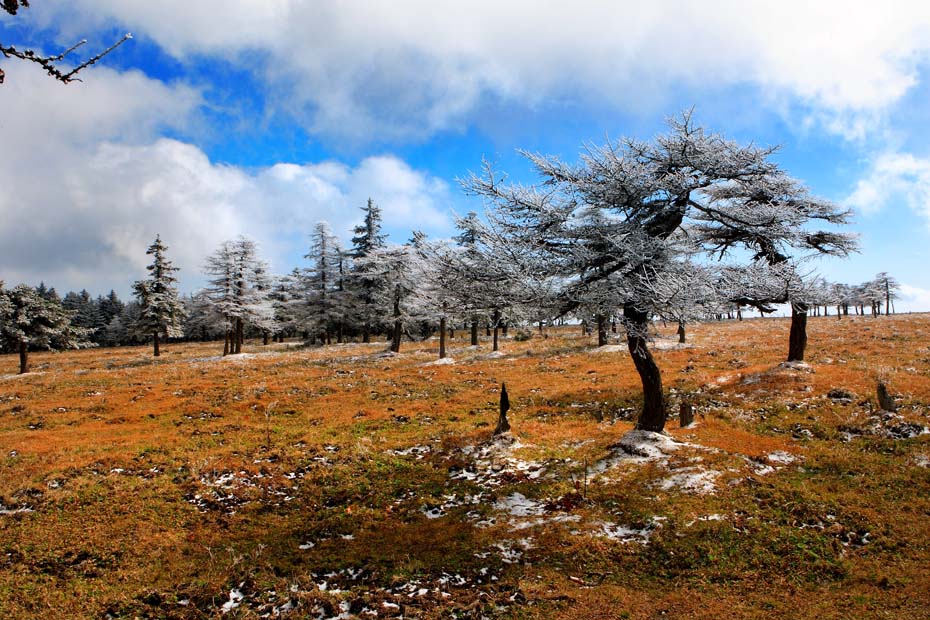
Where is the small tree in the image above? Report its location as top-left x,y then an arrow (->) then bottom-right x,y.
133,235 -> 185,357
0,282 -> 90,373
203,236 -> 276,354
347,199 -> 389,342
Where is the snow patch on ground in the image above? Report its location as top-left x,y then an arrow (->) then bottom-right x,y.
656,468 -> 720,494
423,357 -> 456,366
0,372 -> 43,381
494,492 -> 546,517
591,520 -> 658,543
618,430 -> 685,460
766,450 -> 797,465
595,344 -> 627,353
913,454 -> 930,468
220,587 -> 244,613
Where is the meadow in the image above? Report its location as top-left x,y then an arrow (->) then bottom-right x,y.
1,314 -> 929,619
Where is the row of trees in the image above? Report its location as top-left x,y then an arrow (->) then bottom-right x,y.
1,114 -> 891,434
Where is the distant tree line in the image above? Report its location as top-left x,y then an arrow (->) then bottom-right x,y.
1,114 -> 901,435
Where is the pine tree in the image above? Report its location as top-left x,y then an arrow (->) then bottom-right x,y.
348,199 -> 388,342
203,236 -> 276,355
132,235 -> 186,357
0,282 -> 90,373
298,222 -> 345,345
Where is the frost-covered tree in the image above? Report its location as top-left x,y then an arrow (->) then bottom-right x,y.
0,282 -> 90,373
347,199 -> 388,342
132,235 -> 185,357
873,272 -> 900,315
355,243 -> 422,353
465,113 -> 847,432
695,168 -> 857,360
0,1 -> 131,85
203,236 -> 276,355
298,222 -> 348,345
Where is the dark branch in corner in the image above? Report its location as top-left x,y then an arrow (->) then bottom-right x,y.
1,1 -> 131,85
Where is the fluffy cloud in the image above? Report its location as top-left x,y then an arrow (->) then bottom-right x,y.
0,64 -> 452,296
896,283 -> 930,314
847,152 -> 930,221
33,0 -> 930,140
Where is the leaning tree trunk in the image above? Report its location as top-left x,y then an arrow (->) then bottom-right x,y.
596,314 -> 608,347
18,340 -> 28,374
625,304 -> 666,432
153,331 -> 160,357
439,316 -> 447,359
787,302 -> 808,362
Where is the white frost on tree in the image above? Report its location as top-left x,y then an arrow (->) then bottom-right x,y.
0,282 -> 91,373
132,235 -> 186,357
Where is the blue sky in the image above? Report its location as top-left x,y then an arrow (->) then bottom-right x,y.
2,1 -> 930,310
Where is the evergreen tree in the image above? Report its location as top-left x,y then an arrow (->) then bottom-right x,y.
203,236 -> 276,355
298,222 -> 345,345
0,282 -> 90,373
348,198 -> 388,342
132,235 -> 186,357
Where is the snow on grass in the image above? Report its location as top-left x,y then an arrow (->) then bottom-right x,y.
0,504 -> 34,515
766,450 -> 797,465
494,492 -> 545,517
423,357 -> 456,366
595,344 -> 627,353
656,468 -> 720,494
618,430 -> 686,460
220,587 -> 244,613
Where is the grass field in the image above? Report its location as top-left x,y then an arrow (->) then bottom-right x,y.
1,314 -> 929,619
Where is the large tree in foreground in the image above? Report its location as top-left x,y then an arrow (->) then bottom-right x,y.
466,113 -> 852,432
0,282 -> 89,373
133,235 -> 185,357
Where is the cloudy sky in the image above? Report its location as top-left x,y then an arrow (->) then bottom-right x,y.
2,1 -> 930,310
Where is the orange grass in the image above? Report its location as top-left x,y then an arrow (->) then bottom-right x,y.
1,315 -> 929,619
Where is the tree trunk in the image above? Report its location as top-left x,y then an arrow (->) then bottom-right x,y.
502,322 -> 508,337
363,324 -> 371,343
787,302 -> 808,362
18,340 -> 28,374
677,320 -> 686,343
625,304 -> 666,432
153,331 -> 160,357
439,316 -> 447,359
470,321 -> 479,346
234,317 -> 243,354
390,289 -> 402,353
486,324 -> 491,337
596,313 -> 608,346
679,402 -> 694,428
494,383 -> 511,435
263,331 -> 269,346
223,330 -> 230,356
492,309 -> 501,352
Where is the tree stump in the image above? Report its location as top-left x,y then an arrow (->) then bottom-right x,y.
679,402 -> 694,428
494,383 -> 511,435
877,381 -> 897,412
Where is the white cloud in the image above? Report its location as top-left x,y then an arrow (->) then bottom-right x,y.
896,283 -> 930,313
0,65 -> 452,296
847,152 -> 930,220
33,0 -> 930,140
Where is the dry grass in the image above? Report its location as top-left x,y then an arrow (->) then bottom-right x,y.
1,315 -> 929,619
